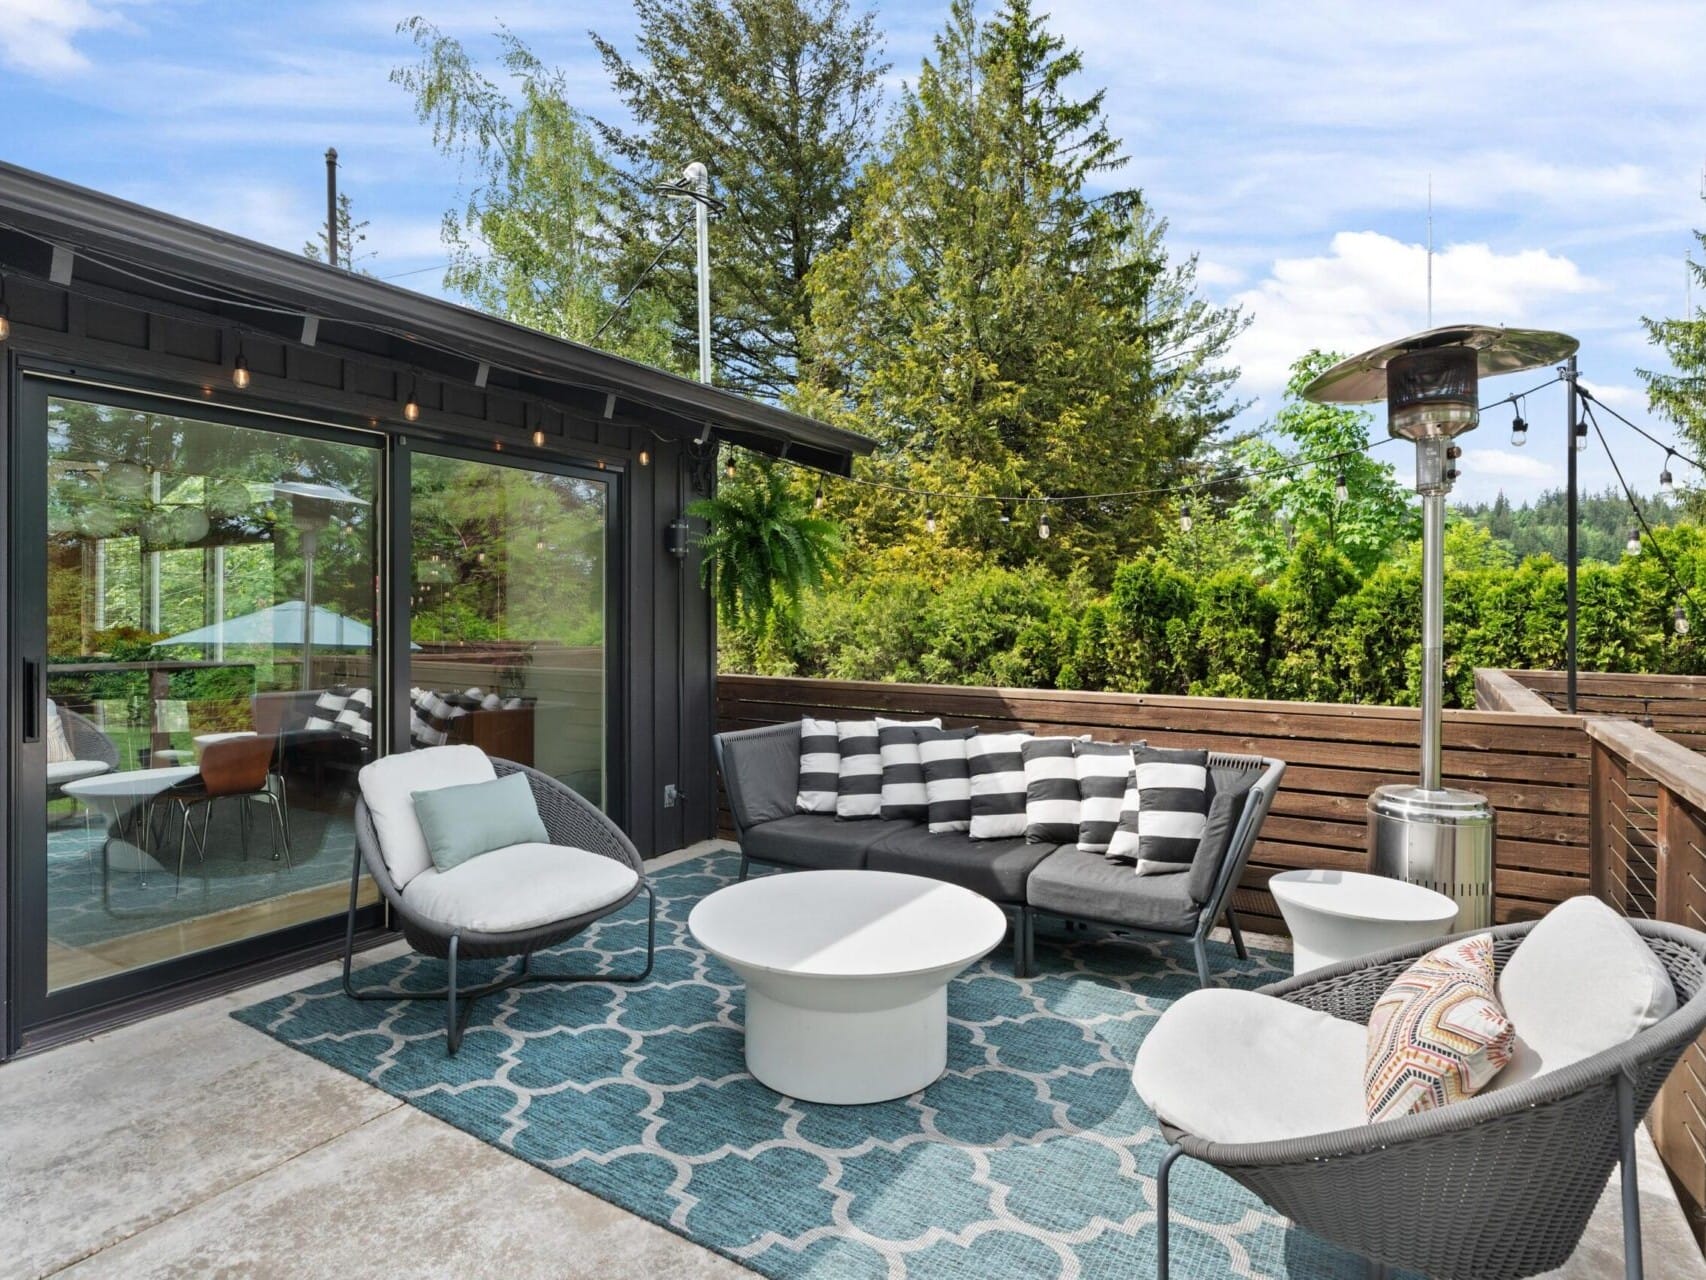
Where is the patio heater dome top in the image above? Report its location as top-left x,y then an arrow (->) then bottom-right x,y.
1303,324 -> 1580,412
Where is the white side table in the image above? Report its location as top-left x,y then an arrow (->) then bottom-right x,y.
1269,869 -> 1461,975
689,870 -> 1007,1105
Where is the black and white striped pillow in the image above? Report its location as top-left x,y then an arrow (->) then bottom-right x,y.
967,731 -> 1032,840
1023,736 -> 1085,844
919,725 -> 978,832
835,721 -> 883,818
878,723 -> 929,821
1107,746 -> 1211,873
1076,740 -> 1139,852
304,688 -> 350,733
795,717 -> 840,814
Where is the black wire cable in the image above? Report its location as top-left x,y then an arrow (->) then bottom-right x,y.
1576,383 -> 1706,474
592,215 -> 694,342
1583,402 -> 1701,618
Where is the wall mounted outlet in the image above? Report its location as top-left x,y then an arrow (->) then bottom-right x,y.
663,783 -> 679,809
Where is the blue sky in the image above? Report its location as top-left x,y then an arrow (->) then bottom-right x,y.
2,0 -> 1703,506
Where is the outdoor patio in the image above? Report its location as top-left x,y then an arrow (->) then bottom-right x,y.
2,837 -> 1699,1280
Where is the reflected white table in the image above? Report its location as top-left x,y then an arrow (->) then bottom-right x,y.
1269,869 -> 1461,975
689,870 -> 1007,1105
62,766 -> 201,881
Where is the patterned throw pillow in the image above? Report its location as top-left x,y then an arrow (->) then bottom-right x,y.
336,687 -> 373,740
837,717 -> 940,819
410,688 -> 469,748
967,732 -> 1033,840
1076,741 -> 1138,853
919,726 -> 978,833
879,723 -> 930,821
45,700 -> 76,765
1106,745 -> 1210,872
796,716 -> 840,814
1365,934 -> 1516,1123
1023,737 -> 1085,844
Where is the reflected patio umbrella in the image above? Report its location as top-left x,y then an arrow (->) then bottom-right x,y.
157,601 -> 382,650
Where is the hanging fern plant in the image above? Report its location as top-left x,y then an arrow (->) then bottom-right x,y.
686,462 -> 841,626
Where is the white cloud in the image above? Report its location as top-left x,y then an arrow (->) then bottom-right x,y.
1454,448 -> 1562,506
1227,231 -> 1595,394
0,0 -> 133,75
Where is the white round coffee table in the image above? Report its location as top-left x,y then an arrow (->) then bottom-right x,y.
689,870 -> 1007,1105
1269,869 -> 1461,975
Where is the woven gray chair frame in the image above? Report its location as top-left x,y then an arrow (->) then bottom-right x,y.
1154,918 -> 1706,1280
49,708 -> 121,799
1027,752 -> 1286,986
341,758 -> 655,1056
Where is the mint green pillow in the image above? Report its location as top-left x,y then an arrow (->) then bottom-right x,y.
411,772 -> 550,872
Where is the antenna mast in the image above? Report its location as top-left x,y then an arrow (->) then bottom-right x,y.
1426,174 -> 1434,327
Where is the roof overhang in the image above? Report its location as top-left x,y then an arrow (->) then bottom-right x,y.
0,162 -> 874,475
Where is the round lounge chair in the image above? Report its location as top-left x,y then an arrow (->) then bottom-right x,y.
47,705 -> 120,800
1142,914 -> 1706,1280
341,749 -> 655,1056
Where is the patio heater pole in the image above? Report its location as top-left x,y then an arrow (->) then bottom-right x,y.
1563,352 -> 1579,713
1305,326 -> 1578,931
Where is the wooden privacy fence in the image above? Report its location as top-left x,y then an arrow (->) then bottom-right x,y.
716,675 -> 1591,937
1481,667 -> 1706,756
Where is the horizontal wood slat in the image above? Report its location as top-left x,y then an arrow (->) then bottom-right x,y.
716,675 -> 1592,930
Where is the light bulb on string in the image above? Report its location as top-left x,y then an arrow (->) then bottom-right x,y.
531,425 -> 546,447
638,449 -> 651,467
1179,503 -> 1192,534
403,378 -> 420,422
232,350 -> 251,390
1334,471 -> 1348,503
0,275 -> 10,342
1575,421 -> 1588,453
1627,529 -> 1642,555
999,504 -> 1011,524
1661,450 -> 1675,495
1676,604 -> 1691,636
925,510 -> 937,534
814,481 -> 825,511
725,453 -> 737,480
1038,510 -> 1051,540
1510,409 -> 1527,447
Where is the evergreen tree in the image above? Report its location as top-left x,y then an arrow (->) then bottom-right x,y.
591,0 -> 887,397
802,0 -> 1242,581
303,193 -> 373,272
392,18 -> 676,366
1639,207 -> 1706,457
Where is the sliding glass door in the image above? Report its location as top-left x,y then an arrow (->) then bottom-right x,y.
11,378 -> 382,1024
408,450 -> 611,807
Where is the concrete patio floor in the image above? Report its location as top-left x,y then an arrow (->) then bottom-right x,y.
2,842 -> 1701,1280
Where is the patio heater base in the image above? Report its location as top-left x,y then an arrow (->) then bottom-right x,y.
1368,784 -> 1495,932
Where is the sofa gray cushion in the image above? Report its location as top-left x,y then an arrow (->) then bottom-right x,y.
1186,774 -> 1257,905
741,813 -> 916,870
1026,847 -> 1201,934
865,826 -> 1057,903
719,723 -> 801,830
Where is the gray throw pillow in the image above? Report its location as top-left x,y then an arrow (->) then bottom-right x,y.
1186,775 -> 1258,904
412,771 -> 550,872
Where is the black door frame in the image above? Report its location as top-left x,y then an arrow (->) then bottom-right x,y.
5,369 -> 391,1049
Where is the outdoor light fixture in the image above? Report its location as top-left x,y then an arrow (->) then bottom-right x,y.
1575,420 -> 1588,452
667,515 -> 693,559
925,511 -> 936,534
1677,604 -> 1690,635
1305,323 -> 1579,931
1511,410 -> 1527,446
232,352 -> 251,389
1038,512 -> 1051,540
1334,472 -> 1349,503
1628,529 -> 1642,555
1179,504 -> 1192,534
403,380 -> 420,422
638,448 -> 651,467
1661,451 -> 1675,495
815,482 -> 825,510
532,426 -> 546,447
0,275 -> 11,342
724,454 -> 736,480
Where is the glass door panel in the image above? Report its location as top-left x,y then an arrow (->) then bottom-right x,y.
34,392 -> 381,995
408,452 -> 609,805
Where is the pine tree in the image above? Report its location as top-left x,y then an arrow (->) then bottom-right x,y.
801,0 -> 1242,580
392,18 -> 676,367
303,193 -> 372,272
1638,212 -> 1706,460
591,0 -> 887,398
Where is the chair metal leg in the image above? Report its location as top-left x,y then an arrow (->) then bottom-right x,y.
1619,1069 -> 1645,1280
446,933 -> 462,1056
1191,936 -> 1211,988
737,851 -> 750,881
1224,907 -> 1248,961
1156,1143 -> 1184,1280
1012,906 -> 1030,978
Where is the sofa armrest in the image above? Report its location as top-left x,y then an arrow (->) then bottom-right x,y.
714,721 -> 802,833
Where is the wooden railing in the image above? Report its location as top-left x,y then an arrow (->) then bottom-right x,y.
1481,668 -> 1706,756
716,675 -> 1591,936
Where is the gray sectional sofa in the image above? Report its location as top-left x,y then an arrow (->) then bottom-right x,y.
713,721 -> 1286,985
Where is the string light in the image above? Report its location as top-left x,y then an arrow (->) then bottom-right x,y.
231,351 -> 251,390
1334,471 -> 1348,503
925,511 -> 936,534
1179,503 -> 1192,534
0,274 -> 9,342
814,481 -> 825,511
403,378 -> 420,422
725,453 -> 737,480
531,423 -> 546,447
1575,420 -> 1588,452
999,504 -> 1011,524
1038,511 -> 1051,540
1661,450 -> 1675,495
1677,604 -> 1691,636
1627,528 -> 1642,555
1510,407 -> 1527,447
638,448 -> 650,467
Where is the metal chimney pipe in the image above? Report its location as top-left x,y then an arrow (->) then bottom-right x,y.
324,148 -> 339,270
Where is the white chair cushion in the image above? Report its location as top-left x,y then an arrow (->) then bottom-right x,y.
1496,894 -> 1678,1087
1133,988 -> 1368,1145
358,746 -> 495,890
399,843 -> 639,935
48,759 -> 111,785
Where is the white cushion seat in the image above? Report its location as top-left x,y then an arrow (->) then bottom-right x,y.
358,745 -> 496,889
399,842 -> 639,935
1133,988 -> 1369,1144
48,759 -> 112,786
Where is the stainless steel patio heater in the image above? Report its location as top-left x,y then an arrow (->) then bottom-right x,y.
1304,325 -> 1578,929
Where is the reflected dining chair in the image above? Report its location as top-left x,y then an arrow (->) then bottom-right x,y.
165,733 -> 291,881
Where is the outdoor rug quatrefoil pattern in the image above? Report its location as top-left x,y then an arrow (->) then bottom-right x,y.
235,850 -> 1385,1279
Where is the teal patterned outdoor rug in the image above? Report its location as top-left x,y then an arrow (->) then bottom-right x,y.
234,849 -> 1382,1279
